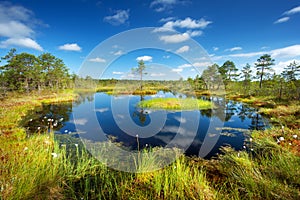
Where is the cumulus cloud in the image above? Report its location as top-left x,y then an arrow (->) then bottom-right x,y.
136,55 -> 153,62
274,17 -> 290,24
0,2 -> 43,51
154,17 -> 211,33
104,9 -> 129,25
159,32 -> 190,43
59,43 -> 82,51
0,37 -> 43,51
176,45 -> 190,53
88,57 -> 106,63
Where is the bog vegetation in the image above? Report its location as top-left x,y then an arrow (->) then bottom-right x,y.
1,49 -> 300,199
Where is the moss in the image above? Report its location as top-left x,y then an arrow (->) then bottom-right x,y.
138,98 -> 213,110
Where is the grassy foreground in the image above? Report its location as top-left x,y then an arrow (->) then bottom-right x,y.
1,90 -> 300,199
138,98 -> 213,110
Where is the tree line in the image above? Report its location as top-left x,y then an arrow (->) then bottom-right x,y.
1,49 -> 299,100
0,49 -> 72,94
191,54 -> 300,99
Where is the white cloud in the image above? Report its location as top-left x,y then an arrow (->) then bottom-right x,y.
104,9 -> 129,25
0,21 -> 33,38
0,2 -> 43,51
172,68 -> 183,72
284,6 -> 300,15
186,30 -> 203,37
163,55 -> 170,59
159,17 -> 176,22
136,55 -> 153,62
162,17 -> 212,30
271,45 -> 300,58
273,59 -> 300,74
113,50 -> 124,56
112,71 -> 124,75
160,32 -> 190,43
95,108 -> 109,113
0,37 -> 43,51
228,44 -> 300,59
225,46 -> 242,52
274,17 -> 290,24
193,62 -> 211,67
176,45 -> 190,53
88,57 -> 106,63
229,51 -> 267,58
150,0 -> 181,12
150,73 -> 166,77
155,17 -> 210,39
152,26 -> 176,33
213,47 -> 219,51
59,43 -> 81,51
178,63 -> 192,68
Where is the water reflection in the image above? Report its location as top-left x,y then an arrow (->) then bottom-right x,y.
132,95 -> 148,125
22,91 -> 269,158
21,102 -> 72,135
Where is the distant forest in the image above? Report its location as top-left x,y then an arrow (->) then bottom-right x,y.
1,49 -> 299,99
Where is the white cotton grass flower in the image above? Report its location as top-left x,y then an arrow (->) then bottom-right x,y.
51,153 -> 58,158
289,143 -> 292,146
24,147 -> 28,151
279,137 -> 285,141
37,126 -> 41,130
249,138 -> 253,142
75,144 -> 78,147
64,130 -> 68,133
136,134 -> 139,138
277,139 -> 280,143
243,145 -> 246,149
29,119 -> 33,122
292,135 -> 298,139
44,140 -> 50,145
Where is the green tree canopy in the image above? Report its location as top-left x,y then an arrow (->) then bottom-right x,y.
255,54 -> 275,89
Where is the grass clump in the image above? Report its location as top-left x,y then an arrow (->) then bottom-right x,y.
138,98 -> 213,110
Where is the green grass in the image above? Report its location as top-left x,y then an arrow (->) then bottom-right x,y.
138,97 -> 213,110
1,90 -> 300,199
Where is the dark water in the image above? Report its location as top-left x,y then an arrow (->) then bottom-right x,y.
22,92 -> 269,158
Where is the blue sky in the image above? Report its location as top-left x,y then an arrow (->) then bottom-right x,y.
1,0 -> 300,79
